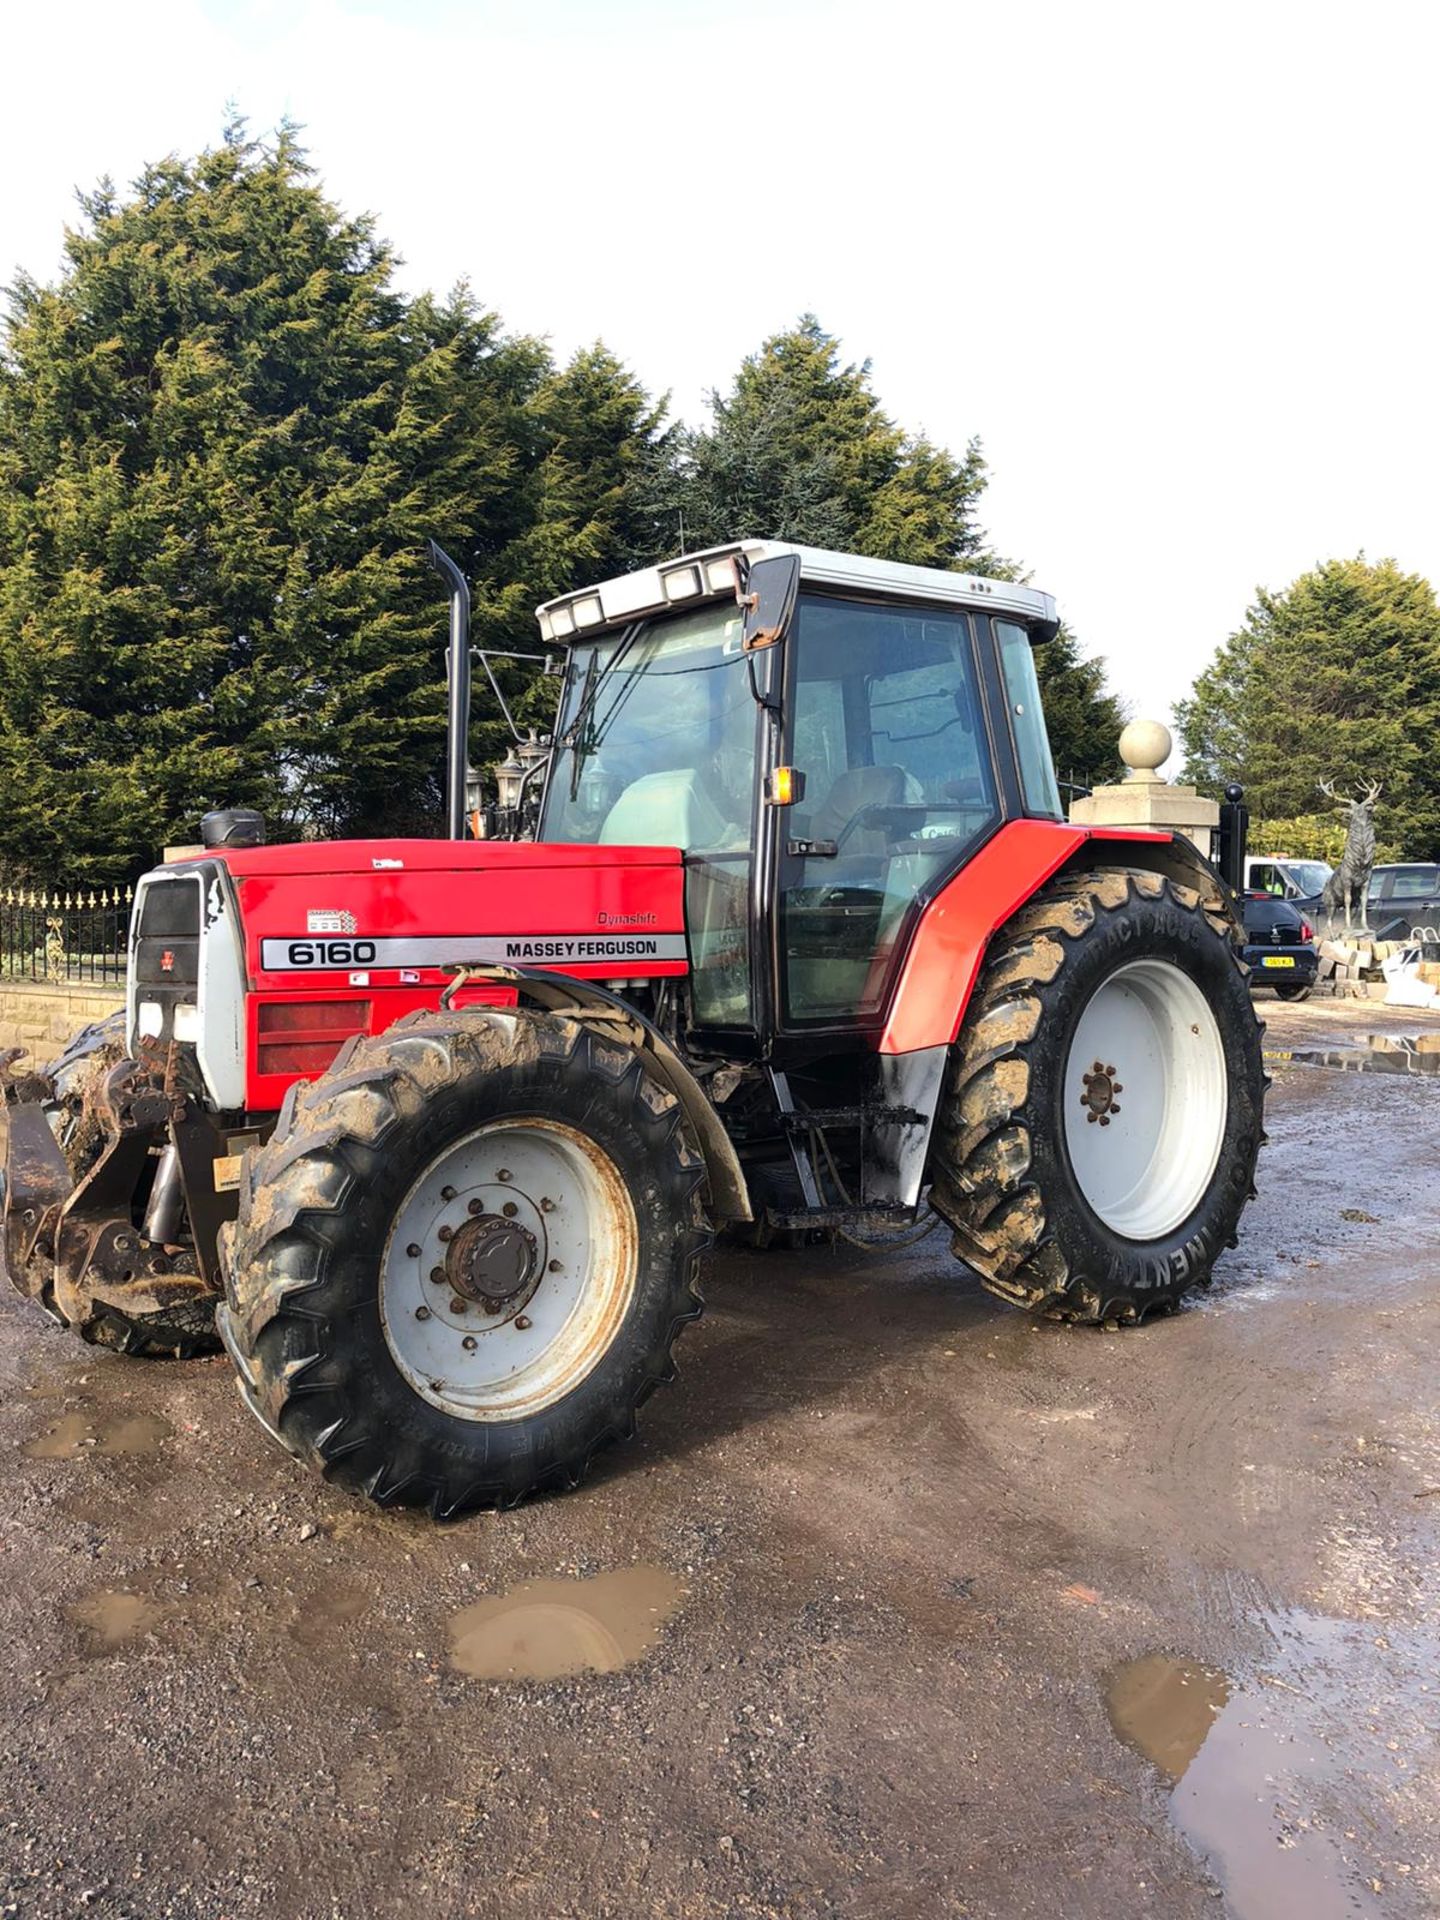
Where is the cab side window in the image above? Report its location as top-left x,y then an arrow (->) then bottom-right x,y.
780,595 -> 998,1023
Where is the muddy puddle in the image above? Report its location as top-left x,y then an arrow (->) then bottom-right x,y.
1105,1652 -> 1230,1778
1280,1031 -> 1440,1077
290,1583 -> 372,1649
1105,1611 -> 1437,1918
68,1589 -> 164,1649
447,1566 -> 684,1680
22,1409 -> 172,1460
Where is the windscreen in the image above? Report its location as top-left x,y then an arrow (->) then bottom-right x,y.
541,603 -> 755,853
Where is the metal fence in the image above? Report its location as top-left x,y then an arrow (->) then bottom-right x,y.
0,884 -> 133,984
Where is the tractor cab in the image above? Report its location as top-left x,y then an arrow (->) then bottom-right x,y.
533,543 -> 1064,1044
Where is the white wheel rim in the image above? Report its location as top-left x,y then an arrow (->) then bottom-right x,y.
380,1119 -> 637,1421
1062,958 -> 1227,1241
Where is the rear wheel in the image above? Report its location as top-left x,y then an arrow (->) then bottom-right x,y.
217,1010 -> 709,1517
1274,982 -> 1312,1002
929,866 -> 1265,1323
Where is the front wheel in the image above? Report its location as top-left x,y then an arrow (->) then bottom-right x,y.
217,1011 -> 709,1517
929,866 -> 1265,1323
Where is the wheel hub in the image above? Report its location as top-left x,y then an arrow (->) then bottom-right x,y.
1079,1060 -> 1124,1126
380,1117 -> 640,1422
447,1214 -> 538,1307
1063,958 -> 1228,1240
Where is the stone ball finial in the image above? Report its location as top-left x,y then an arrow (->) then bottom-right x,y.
1119,718 -> 1173,783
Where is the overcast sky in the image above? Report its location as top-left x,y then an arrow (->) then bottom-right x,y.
4,0 -> 1437,758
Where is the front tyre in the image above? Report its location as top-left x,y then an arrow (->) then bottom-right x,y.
216,1011 -> 709,1518
929,867 -> 1265,1323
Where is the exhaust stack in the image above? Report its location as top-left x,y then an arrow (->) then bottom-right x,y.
427,541 -> 472,841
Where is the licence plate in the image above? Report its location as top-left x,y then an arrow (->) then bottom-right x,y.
1261,955 -> 1296,968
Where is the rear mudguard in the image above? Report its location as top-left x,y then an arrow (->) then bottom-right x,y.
879,821 -> 1231,1055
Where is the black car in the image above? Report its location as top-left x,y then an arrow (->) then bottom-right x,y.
1240,891 -> 1318,999
1366,864 -> 1440,942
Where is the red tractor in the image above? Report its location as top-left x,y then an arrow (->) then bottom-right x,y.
1,543 -> 1265,1517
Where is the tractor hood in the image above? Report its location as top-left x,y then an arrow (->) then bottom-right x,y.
194,840 -> 690,991
133,837 -> 691,1107
209,838 -> 682,877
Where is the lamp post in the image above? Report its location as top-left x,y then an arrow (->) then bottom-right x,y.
464,763 -> 485,839
494,748 -> 525,823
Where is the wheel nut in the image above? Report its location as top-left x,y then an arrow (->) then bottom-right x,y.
450,1297 -> 468,1316
497,1168 -> 513,1183
430,1266 -> 446,1285
515,1315 -> 532,1331
1099,1115 -> 1110,1127
437,1224 -> 454,1243
462,1336 -> 478,1351
441,1185 -> 457,1202
1113,1082 -> 1124,1094
1087,1111 -> 1098,1124
502,1202 -> 518,1218
416,1306 -> 431,1321
548,1259 -> 563,1273
540,1197 -> 555,1213
407,1243 -> 422,1258
468,1198 -> 485,1215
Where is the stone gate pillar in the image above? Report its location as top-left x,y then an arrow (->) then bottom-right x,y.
1067,721 -> 1220,856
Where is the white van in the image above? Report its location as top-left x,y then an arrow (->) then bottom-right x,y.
1243,855 -> 1333,904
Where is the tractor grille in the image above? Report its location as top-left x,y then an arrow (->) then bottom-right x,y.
133,877 -> 201,986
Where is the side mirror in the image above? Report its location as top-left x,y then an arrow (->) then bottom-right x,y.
738,553 -> 801,652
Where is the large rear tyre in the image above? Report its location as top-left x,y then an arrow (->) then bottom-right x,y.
21,1014 -> 220,1359
929,867 -> 1265,1323
217,1011 -> 710,1518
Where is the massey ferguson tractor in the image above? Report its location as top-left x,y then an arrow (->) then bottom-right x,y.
1,542 -> 1265,1517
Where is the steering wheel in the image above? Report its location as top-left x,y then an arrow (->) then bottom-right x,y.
832,803 -> 929,851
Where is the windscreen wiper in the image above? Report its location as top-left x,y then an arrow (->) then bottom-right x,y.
563,621 -> 644,800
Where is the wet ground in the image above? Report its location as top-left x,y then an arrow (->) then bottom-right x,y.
0,995 -> 1437,1920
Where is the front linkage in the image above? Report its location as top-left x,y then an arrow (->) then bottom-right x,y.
1,1030 -> 227,1357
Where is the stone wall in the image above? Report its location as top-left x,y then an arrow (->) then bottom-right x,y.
0,978 -> 125,1060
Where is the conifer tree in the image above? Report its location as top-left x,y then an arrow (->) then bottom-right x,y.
0,125 -> 666,879
1177,557 -> 1440,855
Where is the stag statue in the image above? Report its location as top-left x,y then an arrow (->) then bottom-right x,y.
1318,778 -> 1382,932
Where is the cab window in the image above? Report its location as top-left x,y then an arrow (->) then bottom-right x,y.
780,595 -> 998,1024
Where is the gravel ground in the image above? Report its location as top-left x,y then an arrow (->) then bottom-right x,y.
0,995 -> 1436,1920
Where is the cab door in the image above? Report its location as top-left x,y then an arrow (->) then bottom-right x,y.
772,593 -> 1003,1033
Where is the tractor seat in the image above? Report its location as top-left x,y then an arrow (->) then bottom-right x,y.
812,765 -> 923,854
600,769 -> 732,851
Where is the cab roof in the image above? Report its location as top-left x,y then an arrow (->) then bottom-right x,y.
534,540 -> 1058,646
